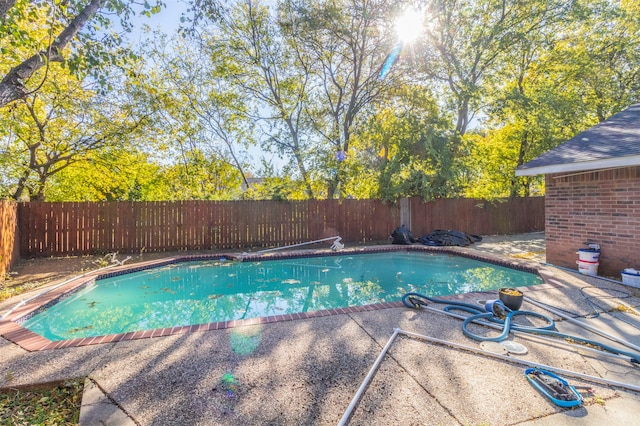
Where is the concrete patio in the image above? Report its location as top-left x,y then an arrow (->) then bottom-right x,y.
1,233 -> 640,425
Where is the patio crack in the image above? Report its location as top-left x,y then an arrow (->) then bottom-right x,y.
80,376 -> 140,425
347,314 -> 464,425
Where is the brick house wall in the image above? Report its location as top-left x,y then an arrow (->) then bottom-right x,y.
545,166 -> 640,277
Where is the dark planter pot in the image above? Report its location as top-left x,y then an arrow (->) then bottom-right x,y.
499,287 -> 524,311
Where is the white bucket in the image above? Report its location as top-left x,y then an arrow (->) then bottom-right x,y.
576,260 -> 598,276
621,269 -> 640,288
577,248 -> 600,262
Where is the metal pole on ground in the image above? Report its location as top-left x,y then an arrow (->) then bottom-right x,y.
398,328 -> 640,392
525,296 -> 640,353
338,328 -> 400,426
339,328 -> 640,425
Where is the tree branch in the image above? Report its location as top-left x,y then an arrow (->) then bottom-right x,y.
0,0 -> 106,107
0,0 -> 16,20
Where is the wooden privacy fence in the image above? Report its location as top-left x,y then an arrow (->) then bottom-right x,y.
409,197 -> 545,237
0,200 -> 19,277
16,197 -> 545,258
17,199 -> 399,257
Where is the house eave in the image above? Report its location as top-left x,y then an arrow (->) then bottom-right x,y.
515,155 -> 640,176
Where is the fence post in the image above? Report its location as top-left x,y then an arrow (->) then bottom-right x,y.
399,197 -> 411,229
0,200 -> 19,277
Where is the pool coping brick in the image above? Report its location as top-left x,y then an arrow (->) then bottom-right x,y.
1,245 -> 555,352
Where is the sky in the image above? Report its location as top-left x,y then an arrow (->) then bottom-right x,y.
124,0 -> 187,43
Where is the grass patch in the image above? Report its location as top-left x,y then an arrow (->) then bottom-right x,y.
0,280 -> 43,303
0,379 -> 84,425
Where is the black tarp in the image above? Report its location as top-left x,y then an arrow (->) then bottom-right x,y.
390,225 -> 415,245
418,229 -> 482,247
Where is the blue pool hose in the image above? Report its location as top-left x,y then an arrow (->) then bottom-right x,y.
401,292 -> 640,365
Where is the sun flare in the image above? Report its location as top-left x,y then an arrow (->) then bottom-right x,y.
394,9 -> 424,43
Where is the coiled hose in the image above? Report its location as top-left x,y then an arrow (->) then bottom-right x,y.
402,292 -> 640,365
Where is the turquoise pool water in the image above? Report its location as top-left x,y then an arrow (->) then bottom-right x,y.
22,252 -> 542,341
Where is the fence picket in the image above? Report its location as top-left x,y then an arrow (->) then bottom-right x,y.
13,197 -> 544,257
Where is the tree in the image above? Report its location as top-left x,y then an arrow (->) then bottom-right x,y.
461,0 -> 640,198
0,1 -> 17,19
351,85 -> 457,201
44,148 -> 164,201
157,149 -> 244,200
206,0 -> 317,197
138,30 -> 255,198
0,0 -> 163,107
283,0 -> 392,198
555,0 -> 640,122
0,63 -> 151,200
415,0 -> 572,137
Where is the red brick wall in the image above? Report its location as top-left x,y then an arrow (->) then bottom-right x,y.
545,166 -> 640,277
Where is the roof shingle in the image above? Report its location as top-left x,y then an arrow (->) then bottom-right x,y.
516,103 -> 640,175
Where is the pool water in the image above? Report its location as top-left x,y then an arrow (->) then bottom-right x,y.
22,252 -> 542,341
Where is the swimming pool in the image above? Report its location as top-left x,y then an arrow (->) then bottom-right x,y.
21,251 -> 542,342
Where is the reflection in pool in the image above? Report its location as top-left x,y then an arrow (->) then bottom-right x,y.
22,251 -> 541,341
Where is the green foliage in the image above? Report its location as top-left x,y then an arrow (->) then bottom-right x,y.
351,86 -> 461,201
45,149 -> 161,201
281,0 -> 392,198
0,0 -> 165,103
242,177 -> 297,201
552,0 -> 640,122
462,0 -> 640,198
414,0 -> 573,136
159,149 -> 244,200
135,30 -> 255,199
0,1 -> 58,63
0,59 -> 152,201
3,0 -> 639,202
46,147 -> 244,201
462,130 -> 545,199
210,0 -> 319,197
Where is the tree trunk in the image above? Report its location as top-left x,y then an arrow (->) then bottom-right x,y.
510,129 -> 529,198
0,0 -> 106,107
11,170 -> 29,200
0,0 -> 16,20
